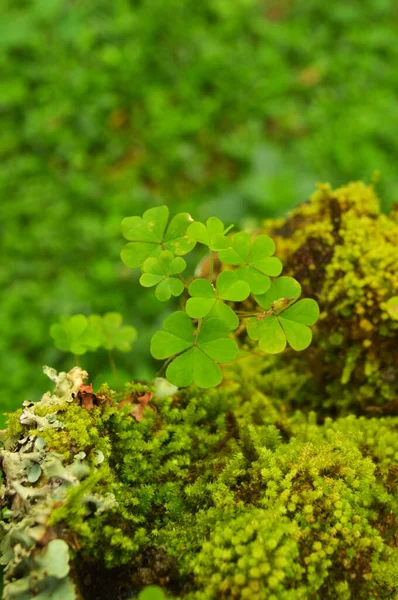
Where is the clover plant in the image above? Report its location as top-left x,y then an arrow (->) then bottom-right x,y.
120,206 -> 320,389
50,313 -> 136,386
50,313 -> 136,356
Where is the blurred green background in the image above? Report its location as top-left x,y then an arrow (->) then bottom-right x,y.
1,0 -> 398,423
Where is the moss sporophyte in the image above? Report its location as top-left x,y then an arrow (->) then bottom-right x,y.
2,182 -> 398,600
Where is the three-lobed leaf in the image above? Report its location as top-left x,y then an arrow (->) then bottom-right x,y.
187,216 -> 232,251
151,311 -> 238,388
99,312 -> 137,351
140,250 -> 186,301
186,271 -> 250,329
247,277 -> 319,353
50,314 -> 93,355
121,206 -> 196,268
51,313 -> 136,355
218,231 -> 283,294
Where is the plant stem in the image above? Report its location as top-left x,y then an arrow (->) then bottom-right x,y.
194,318 -> 203,344
157,356 -> 174,376
73,354 -> 80,366
108,351 -> 121,390
178,274 -> 189,288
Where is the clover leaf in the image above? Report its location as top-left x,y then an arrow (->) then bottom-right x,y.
140,250 -> 186,301
51,313 -> 136,355
99,312 -> 137,352
139,587 -> 166,600
187,216 -> 232,251
121,206 -> 195,268
218,231 -> 283,294
50,314 -> 94,355
186,271 -> 251,329
150,311 -> 238,388
247,277 -> 319,353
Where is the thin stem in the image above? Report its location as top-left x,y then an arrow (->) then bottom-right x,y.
208,251 -> 214,283
230,351 -> 265,364
194,318 -> 203,344
178,274 -> 189,288
73,354 -> 80,366
156,356 -> 174,376
108,351 -> 121,390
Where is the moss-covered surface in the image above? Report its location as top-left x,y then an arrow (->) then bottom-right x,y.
1,362 -> 397,599
1,183 -> 398,599
253,181 -> 398,414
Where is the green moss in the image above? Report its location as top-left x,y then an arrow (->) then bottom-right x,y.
2,364 -> 398,599
257,181 -> 398,413
3,409 -> 23,441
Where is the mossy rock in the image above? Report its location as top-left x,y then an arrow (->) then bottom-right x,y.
1,364 -> 398,599
250,181 -> 398,414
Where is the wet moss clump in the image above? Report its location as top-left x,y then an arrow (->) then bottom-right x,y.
257,181 -> 398,414
1,363 -> 398,599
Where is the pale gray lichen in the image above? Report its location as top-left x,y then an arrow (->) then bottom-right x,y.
0,367 -> 115,600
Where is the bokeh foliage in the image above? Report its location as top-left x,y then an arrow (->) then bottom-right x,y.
1,0 -> 398,419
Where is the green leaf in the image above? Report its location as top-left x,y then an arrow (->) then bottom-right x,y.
186,274 -> 246,329
255,276 -> 301,310
187,216 -> 232,251
138,586 -> 167,600
186,279 -> 216,318
278,317 -> 313,351
216,271 -> 251,301
207,300 -> 239,330
140,250 -> 186,301
51,313 -> 136,355
84,315 -> 104,351
247,282 -> 319,354
151,311 -> 194,359
99,312 -> 137,352
121,206 -> 195,268
151,313 -> 238,388
281,298 -> 320,325
164,213 -> 196,255
247,316 -> 286,353
218,232 -> 282,294
50,314 -> 89,355
166,347 -> 223,388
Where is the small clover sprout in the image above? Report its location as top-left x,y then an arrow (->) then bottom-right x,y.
151,312 -> 238,388
50,313 -> 136,355
121,206 -> 195,268
218,231 -> 283,294
186,271 -> 250,329
50,314 -> 94,355
140,250 -> 186,301
247,277 -> 319,353
187,216 -> 232,251
99,312 -> 137,352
